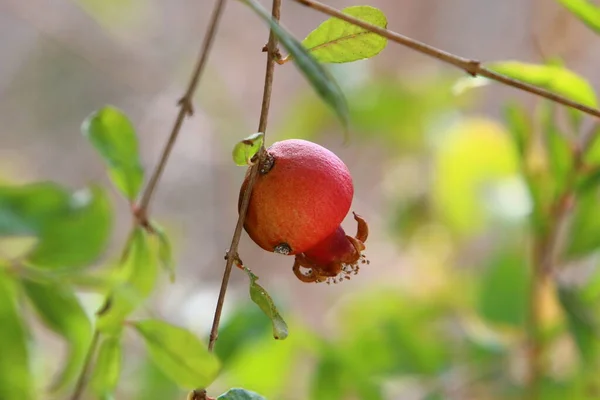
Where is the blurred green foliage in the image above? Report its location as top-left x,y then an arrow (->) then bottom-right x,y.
2,2 -> 600,400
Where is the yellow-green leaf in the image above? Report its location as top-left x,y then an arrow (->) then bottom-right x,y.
487,62 -> 597,109
90,335 -> 123,399
232,133 -> 264,166
557,0 -> 600,35
300,6 -> 387,64
133,319 -> 221,389
97,227 -> 158,334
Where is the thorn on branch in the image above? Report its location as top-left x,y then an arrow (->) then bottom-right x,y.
178,97 -> 195,116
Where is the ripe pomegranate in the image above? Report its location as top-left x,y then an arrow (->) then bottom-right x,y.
239,139 -> 369,284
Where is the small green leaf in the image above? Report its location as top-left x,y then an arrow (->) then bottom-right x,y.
97,227 -> 158,334
217,388 -> 267,400
565,189 -> 600,257
557,0 -> 600,35
21,279 -> 92,392
151,221 -> 175,282
242,0 -> 349,130
82,105 -> 145,201
243,267 -> 288,340
90,335 -> 123,399
232,133 -> 264,166
133,319 -> 221,389
0,270 -> 33,400
487,62 -> 598,109
0,183 -> 113,269
557,286 -> 599,366
502,101 -> 532,157
300,6 -> 387,64
478,251 -> 530,327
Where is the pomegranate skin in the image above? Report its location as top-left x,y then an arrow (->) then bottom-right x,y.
240,139 -> 353,255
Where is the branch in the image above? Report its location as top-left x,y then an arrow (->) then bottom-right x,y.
137,0 -> 228,219
291,0 -> 600,120
207,0 -> 282,352
71,2 -> 227,399
69,331 -> 100,400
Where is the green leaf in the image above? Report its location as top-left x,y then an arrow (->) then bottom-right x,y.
487,62 -> 598,109
582,124 -> 600,166
0,270 -> 33,400
565,189 -> 600,257
557,286 -> 599,366
151,221 -> 175,282
242,0 -> 349,130
232,133 -> 264,166
217,388 -> 267,400
90,335 -> 123,399
242,267 -> 288,340
557,0 -> 600,35
0,183 -> 113,269
21,279 -> 92,392
299,6 -> 387,64
82,105 -> 144,201
97,227 -> 158,334
502,101 -> 532,158
539,102 -> 574,194
133,319 -> 221,389
478,251 -> 530,327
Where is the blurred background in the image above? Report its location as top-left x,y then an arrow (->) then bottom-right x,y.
2,0 -> 600,398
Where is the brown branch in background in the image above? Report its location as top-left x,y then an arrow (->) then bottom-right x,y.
291,0 -> 600,120
136,0 -> 228,220
207,0 -> 282,352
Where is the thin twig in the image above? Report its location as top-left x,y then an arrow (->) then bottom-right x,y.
69,330 -> 100,400
291,0 -> 600,120
71,2 -> 228,399
137,0 -> 228,219
207,0 -> 282,352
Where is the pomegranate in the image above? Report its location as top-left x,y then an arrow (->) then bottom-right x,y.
239,139 -> 369,284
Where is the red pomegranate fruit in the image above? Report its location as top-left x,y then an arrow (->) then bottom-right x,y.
239,139 -> 369,284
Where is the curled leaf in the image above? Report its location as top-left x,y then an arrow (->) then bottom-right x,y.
242,267 -> 288,340
232,133 -> 264,166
